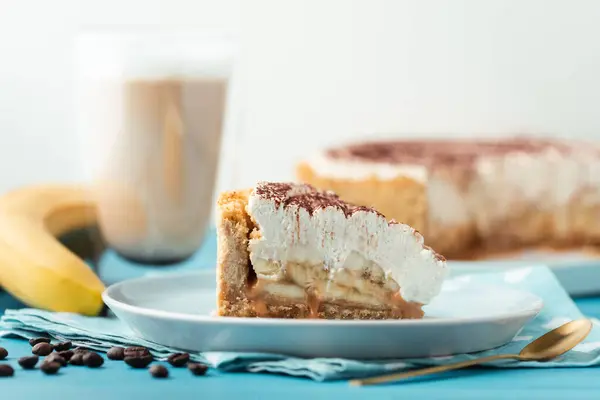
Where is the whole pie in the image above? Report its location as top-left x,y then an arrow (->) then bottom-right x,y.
216,182 -> 447,319
297,137 -> 600,259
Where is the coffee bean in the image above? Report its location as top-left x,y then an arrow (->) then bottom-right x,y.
83,352 -> 104,368
107,346 -> 125,360
0,347 -> 7,360
53,341 -> 72,352
32,342 -> 53,356
124,346 -> 151,358
73,347 -> 89,354
149,364 -> 169,378
29,337 -> 51,347
167,352 -> 190,367
188,363 -> 208,376
58,350 -> 74,361
69,353 -> 85,366
40,361 -> 61,375
18,356 -> 39,369
0,364 -> 14,377
45,354 -> 67,367
124,355 -> 153,369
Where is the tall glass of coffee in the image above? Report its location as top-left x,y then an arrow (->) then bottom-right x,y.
75,30 -> 235,264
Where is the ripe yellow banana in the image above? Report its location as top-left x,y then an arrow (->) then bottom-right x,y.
0,185 -> 105,316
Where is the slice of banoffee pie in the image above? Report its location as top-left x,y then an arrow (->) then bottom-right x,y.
216,182 -> 447,319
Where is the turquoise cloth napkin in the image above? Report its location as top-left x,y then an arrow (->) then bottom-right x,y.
1,266 -> 599,381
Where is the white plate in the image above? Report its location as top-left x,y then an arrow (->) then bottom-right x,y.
103,270 -> 543,359
449,249 -> 600,297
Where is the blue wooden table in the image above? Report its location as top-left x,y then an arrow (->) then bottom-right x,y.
1,234 -> 599,399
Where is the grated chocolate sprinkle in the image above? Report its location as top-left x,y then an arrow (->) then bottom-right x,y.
255,182 -> 385,218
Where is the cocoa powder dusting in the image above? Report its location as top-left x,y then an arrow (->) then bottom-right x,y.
326,137 -> 575,169
255,181 -> 385,218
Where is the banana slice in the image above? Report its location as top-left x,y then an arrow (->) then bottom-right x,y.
0,185 -> 105,315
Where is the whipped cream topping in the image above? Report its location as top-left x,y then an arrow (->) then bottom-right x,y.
306,152 -> 428,182
428,175 -> 471,225
246,182 -> 447,305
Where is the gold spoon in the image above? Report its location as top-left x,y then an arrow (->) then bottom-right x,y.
350,318 -> 593,386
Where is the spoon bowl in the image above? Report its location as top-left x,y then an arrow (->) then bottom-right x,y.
519,319 -> 593,361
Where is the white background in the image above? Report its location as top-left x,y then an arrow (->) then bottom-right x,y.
1,0 -> 600,195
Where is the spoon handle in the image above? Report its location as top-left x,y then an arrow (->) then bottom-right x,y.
350,354 -> 518,386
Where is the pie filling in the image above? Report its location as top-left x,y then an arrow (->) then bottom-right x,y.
245,233 -> 424,318
252,258 -> 396,306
